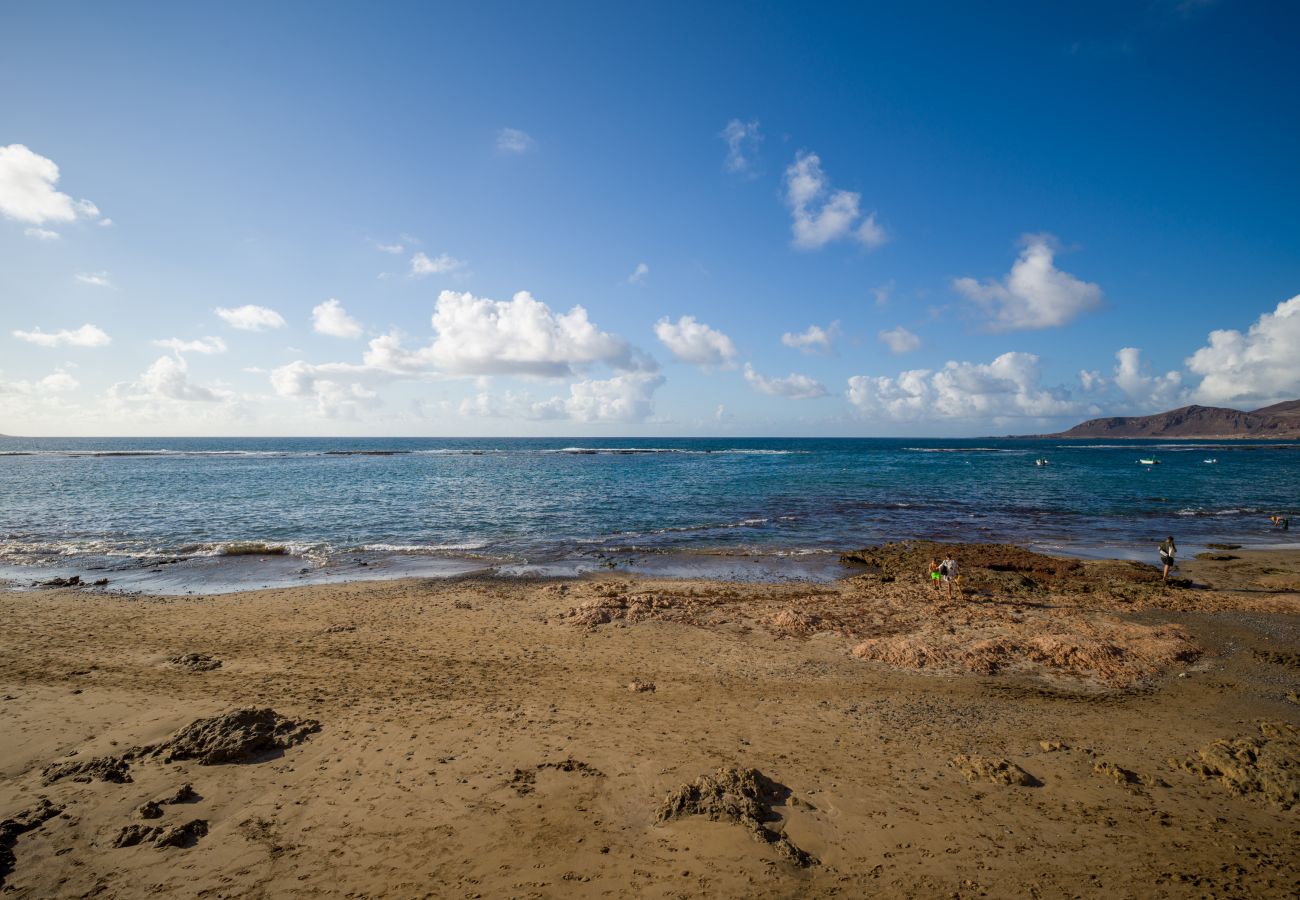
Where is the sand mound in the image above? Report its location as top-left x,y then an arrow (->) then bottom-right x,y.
167,653 -> 222,672
852,617 -> 1199,688
130,708 -> 320,765
765,608 -> 824,637
656,767 -> 815,867
41,755 -> 132,786
112,819 -> 208,849
1,800 -> 63,888
1172,720 -> 1300,810
951,754 -> 1040,786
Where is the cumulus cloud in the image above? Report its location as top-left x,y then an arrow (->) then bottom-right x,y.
626,262 -> 649,285
496,127 -> 535,154
0,368 -> 79,396
215,304 -> 286,331
136,355 -> 226,402
0,144 -> 104,226
565,371 -> 665,422
847,352 -> 1081,421
720,119 -> 761,176
270,360 -> 382,419
953,235 -> 1102,331
75,271 -> 112,288
12,323 -> 111,347
781,322 -> 838,355
312,298 -> 363,339
743,364 -> 828,399
24,227 -> 60,240
153,336 -> 227,355
1112,346 -> 1183,408
1186,294 -> 1300,407
783,151 -> 886,251
462,372 -> 666,424
430,290 -> 637,377
654,315 -> 737,368
877,325 -> 921,355
410,251 -> 466,277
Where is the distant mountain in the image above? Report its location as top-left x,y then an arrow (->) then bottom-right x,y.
1039,401 -> 1300,439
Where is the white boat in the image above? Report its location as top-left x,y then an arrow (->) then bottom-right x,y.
1035,458 -> 1049,466
1204,458 -> 1217,464
1138,458 -> 1159,465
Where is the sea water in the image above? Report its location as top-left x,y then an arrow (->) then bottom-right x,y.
1,436 -> 1296,591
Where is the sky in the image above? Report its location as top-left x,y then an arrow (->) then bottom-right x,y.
2,0 -> 1298,437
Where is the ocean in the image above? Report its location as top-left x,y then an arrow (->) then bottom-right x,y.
1,436 -> 1297,592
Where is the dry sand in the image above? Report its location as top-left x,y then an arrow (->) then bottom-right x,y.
2,546 -> 1298,898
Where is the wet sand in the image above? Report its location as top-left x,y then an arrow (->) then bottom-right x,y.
1,546 -> 1298,898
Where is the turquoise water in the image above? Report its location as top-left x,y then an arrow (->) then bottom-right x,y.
1,436 -> 1296,587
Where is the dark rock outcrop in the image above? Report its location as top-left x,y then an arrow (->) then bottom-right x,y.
130,707 -> 319,765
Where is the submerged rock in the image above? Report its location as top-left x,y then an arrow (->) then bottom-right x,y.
656,767 -> 816,868
130,707 -> 320,765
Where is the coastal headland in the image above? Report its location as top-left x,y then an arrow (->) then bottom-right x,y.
2,545 -> 1298,898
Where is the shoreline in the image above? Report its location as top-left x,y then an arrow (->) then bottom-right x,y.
5,536 -> 1300,596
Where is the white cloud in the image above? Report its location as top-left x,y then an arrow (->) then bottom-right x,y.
873,281 -> 894,307
312,298 -> 363,339
783,151 -> 886,251
24,227 -> 60,241
430,289 -> 638,377
375,242 -> 404,254
720,119 -> 761,176
496,127 -> 535,154
627,262 -> 649,285
782,322 -> 838,355
847,351 -> 1081,421
0,144 -> 103,226
1186,294 -> 1300,406
97,217 -> 112,227
0,368 -> 79,396
136,355 -> 225,402
410,251 -> 466,277
215,304 -> 286,331
152,336 -> 227,355
743,364 -> 828,399
75,271 -> 111,288
465,371 -> 666,424
877,325 -> 921,354
654,315 -> 737,368
953,234 -> 1102,331
1112,347 -> 1183,408
565,371 -> 665,422
1079,369 -> 1106,392
13,323 -> 111,347
270,361 -> 382,419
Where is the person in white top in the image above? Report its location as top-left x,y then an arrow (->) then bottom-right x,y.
939,556 -> 959,600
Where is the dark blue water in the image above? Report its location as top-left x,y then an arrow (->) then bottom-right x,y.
1,436 -> 1296,587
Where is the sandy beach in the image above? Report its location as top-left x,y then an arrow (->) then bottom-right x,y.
2,545 -> 1298,898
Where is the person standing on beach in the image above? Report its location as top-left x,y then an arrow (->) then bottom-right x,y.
1159,536 -> 1177,583
928,558 -> 942,592
939,556 -> 959,600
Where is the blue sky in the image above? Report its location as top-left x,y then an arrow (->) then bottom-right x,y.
2,0 -> 1298,436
